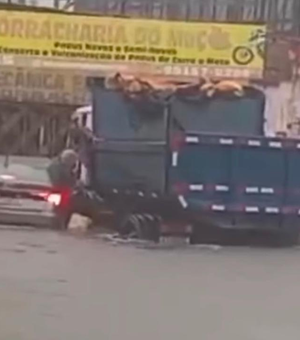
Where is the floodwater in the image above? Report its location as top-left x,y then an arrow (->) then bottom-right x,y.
0,226 -> 300,340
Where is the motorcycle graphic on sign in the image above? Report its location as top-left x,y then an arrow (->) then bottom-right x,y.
232,28 -> 266,66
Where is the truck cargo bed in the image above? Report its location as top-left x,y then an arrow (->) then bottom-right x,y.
89,77 -> 300,238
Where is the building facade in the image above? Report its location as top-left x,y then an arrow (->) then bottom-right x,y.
74,0 -> 300,34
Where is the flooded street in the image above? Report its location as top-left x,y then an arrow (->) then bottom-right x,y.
0,227 -> 300,340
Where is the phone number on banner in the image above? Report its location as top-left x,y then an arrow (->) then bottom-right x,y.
160,65 -> 262,80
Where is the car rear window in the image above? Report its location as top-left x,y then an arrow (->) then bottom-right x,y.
0,157 -> 51,185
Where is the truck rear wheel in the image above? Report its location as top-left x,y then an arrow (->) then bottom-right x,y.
120,213 -> 160,242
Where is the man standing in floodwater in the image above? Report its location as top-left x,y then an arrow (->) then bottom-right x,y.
47,149 -> 103,228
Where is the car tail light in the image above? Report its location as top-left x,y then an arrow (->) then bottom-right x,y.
46,193 -> 62,206
39,189 -> 71,208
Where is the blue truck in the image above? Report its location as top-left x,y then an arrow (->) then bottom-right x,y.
88,76 -> 300,245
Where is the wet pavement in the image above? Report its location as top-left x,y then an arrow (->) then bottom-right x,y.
1,226 -> 300,340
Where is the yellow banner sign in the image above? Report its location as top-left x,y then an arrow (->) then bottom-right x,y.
0,10 -> 266,79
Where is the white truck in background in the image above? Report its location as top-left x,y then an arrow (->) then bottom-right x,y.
72,105 -> 92,130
